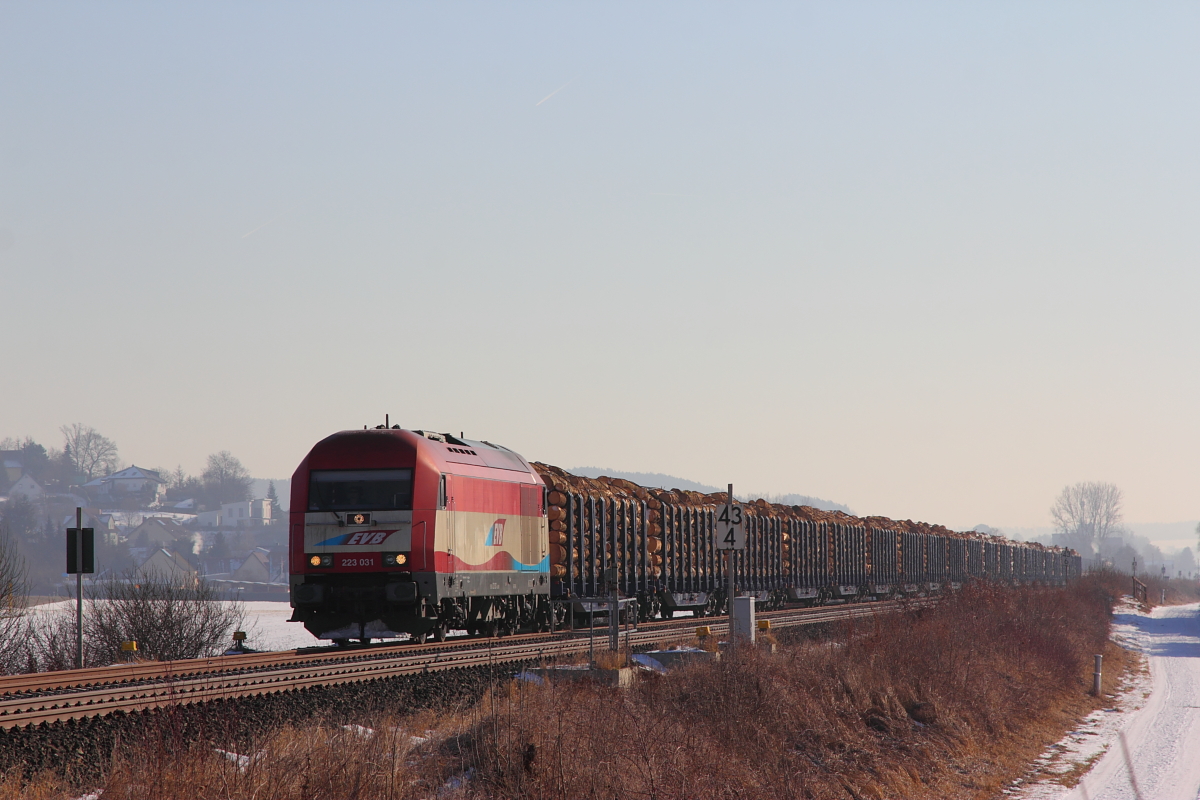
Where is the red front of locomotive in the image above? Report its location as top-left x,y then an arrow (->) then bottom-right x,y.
287,429 -> 441,642
287,428 -> 550,643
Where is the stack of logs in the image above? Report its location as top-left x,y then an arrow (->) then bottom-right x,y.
534,463 -> 666,581
532,464 -> 1070,584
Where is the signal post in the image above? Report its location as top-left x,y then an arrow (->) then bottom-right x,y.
66,508 -> 95,670
715,484 -> 750,641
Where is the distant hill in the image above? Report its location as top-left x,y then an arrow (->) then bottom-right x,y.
568,467 -> 852,514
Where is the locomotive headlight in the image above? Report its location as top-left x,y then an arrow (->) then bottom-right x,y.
308,555 -> 334,567
309,555 -> 322,567
383,553 -> 407,566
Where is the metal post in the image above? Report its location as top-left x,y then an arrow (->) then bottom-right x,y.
727,484 -> 734,614
75,507 -> 83,670
1093,654 -> 1103,696
608,570 -> 619,653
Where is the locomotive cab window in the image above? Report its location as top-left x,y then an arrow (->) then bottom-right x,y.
308,469 -> 413,511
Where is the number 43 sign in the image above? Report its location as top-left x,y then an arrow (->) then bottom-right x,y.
715,497 -> 746,551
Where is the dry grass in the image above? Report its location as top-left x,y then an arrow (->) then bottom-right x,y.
457,580 -> 1119,799
0,709 -> 476,800
0,579 -> 1147,799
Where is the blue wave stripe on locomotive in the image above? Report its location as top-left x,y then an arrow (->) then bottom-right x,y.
514,555 -> 550,573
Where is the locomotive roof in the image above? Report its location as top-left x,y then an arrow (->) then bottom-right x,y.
308,428 -> 542,483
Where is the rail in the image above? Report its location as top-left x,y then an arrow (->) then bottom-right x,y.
0,599 -> 931,729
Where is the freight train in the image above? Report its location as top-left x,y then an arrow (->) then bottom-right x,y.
288,427 -> 1082,643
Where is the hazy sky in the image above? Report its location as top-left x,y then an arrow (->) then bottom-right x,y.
3,3 -> 1199,532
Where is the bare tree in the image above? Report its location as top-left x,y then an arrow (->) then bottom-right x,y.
0,523 -> 30,673
1050,482 -> 1125,553
202,451 -> 252,507
60,423 -> 120,480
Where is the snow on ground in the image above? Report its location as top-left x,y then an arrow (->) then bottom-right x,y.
1007,600 -> 1200,800
25,598 -> 323,652
238,601 -> 321,651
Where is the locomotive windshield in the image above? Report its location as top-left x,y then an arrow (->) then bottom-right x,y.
307,469 -> 413,511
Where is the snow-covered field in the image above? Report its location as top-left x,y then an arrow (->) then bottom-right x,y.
27,599 -> 323,652
237,601 -> 322,651
1008,600 -> 1200,800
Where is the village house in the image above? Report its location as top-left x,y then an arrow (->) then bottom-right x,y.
197,498 -> 272,529
231,550 -> 271,582
0,451 -> 25,487
127,516 -> 191,548
136,549 -> 198,586
82,466 -> 166,505
5,473 -> 45,502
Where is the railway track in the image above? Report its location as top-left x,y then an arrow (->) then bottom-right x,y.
0,599 -> 927,729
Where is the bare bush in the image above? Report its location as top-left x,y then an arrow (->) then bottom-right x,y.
22,606 -> 86,673
87,573 -> 244,662
23,574 -> 243,670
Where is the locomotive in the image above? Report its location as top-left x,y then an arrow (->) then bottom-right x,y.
288,427 -> 1082,643
288,427 -> 550,644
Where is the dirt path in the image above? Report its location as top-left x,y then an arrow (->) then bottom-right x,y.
1011,601 -> 1200,800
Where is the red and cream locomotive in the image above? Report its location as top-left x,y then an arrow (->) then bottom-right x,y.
288,427 -> 550,644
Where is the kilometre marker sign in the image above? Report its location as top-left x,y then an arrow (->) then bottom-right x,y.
715,500 -> 746,550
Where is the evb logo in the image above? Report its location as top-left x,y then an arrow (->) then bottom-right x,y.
346,530 -> 390,546
484,519 -> 507,546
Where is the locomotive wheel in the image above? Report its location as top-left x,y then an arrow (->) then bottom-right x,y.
412,632 -> 427,645
433,626 -> 447,643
